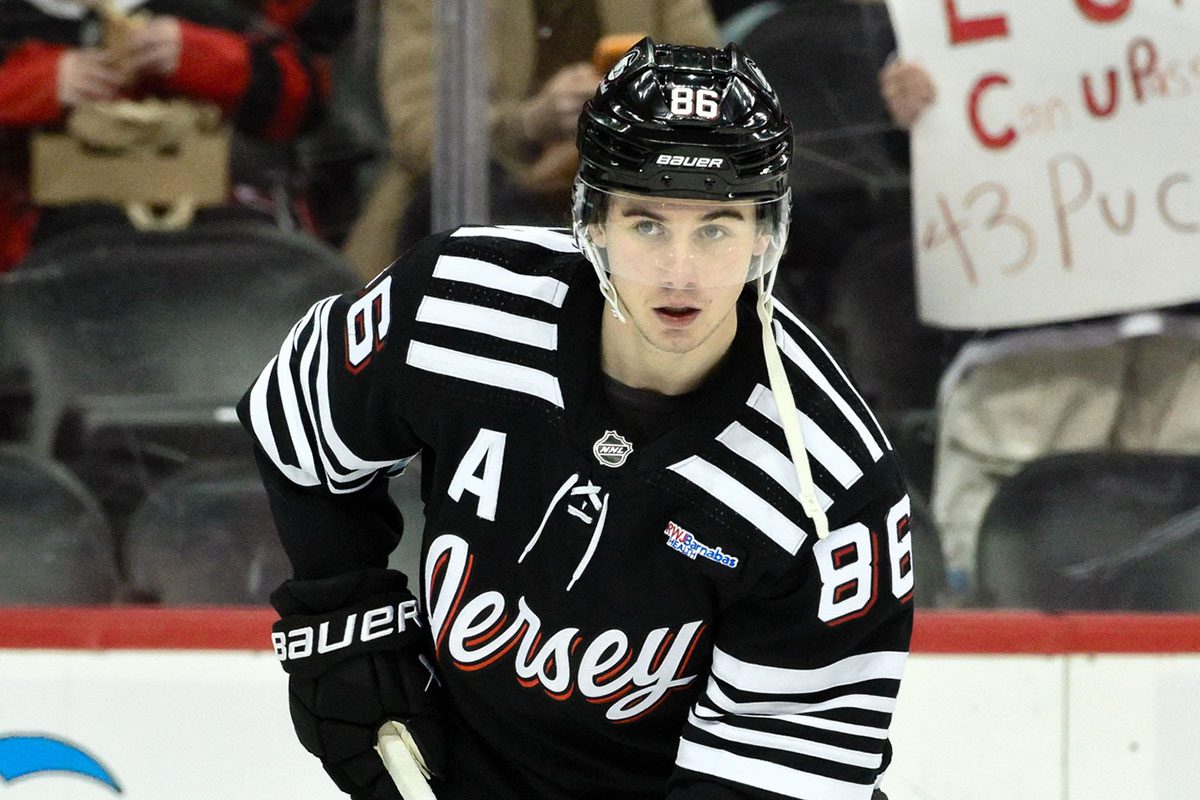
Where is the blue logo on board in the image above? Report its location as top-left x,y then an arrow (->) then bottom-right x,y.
0,735 -> 121,792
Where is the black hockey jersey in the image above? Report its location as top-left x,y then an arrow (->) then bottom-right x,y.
239,225 -> 914,800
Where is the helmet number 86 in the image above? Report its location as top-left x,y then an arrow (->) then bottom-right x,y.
670,86 -> 720,120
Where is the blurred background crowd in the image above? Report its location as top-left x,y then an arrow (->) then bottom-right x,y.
2,0 -> 1198,612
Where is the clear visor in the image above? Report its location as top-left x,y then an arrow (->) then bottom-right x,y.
573,181 -> 791,289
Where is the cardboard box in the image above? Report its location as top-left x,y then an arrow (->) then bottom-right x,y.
30,127 -> 231,208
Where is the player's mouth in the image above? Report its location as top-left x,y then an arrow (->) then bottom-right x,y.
654,305 -> 701,327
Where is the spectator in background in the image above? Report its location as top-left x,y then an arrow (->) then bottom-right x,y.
708,3 -> 961,506
708,0 -> 785,42
886,57 -> 1200,597
0,0 -> 351,272
342,0 -> 718,281
723,2 -> 918,338
878,57 -> 935,131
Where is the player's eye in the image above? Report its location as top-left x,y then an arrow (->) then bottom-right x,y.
633,220 -> 664,237
697,224 -> 729,241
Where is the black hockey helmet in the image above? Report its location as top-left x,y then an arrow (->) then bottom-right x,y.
573,38 -> 794,293
575,36 -> 793,201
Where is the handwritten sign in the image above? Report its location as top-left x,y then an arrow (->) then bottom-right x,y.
886,0 -> 1200,329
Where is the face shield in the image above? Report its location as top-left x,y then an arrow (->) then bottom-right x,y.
573,180 -> 791,293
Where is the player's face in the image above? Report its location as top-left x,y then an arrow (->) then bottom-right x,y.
591,195 -> 767,355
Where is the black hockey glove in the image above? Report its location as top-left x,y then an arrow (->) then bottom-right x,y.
270,568 -> 445,799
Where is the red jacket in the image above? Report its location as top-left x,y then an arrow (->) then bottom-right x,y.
0,0 -> 343,271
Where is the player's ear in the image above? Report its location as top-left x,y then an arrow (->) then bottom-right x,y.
752,232 -> 770,257
589,222 -> 608,247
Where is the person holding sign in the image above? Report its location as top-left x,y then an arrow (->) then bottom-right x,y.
883,0 -> 1200,596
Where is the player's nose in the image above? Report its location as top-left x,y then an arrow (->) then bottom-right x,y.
654,242 -> 703,287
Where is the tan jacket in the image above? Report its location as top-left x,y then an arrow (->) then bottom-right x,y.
343,0 -> 718,280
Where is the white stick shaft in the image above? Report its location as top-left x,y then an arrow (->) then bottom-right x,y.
376,724 -> 437,800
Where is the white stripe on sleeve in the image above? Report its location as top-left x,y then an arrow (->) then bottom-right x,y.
693,698 -> 890,740
779,713 -> 890,741
310,300 -> 403,488
248,355 -> 319,487
685,711 -> 883,770
710,647 -> 908,696
705,682 -> 897,717
273,304 -> 321,480
675,740 -> 873,800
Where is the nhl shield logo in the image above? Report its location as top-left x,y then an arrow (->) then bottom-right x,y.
592,430 -> 633,468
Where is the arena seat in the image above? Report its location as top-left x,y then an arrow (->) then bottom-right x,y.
0,448 -> 119,604
124,453 -> 429,604
0,220 -> 360,527
122,457 -> 291,604
976,452 -> 1200,611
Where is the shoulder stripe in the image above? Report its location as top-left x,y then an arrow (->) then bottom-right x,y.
772,322 -> 884,463
450,225 -> 578,253
406,340 -> 564,408
416,297 -> 558,350
676,741 -> 868,800
710,647 -> 908,696
433,255 -> 569,307
716,422 -> 833,511
668,457 -> 807,555
747,384 -> 863,490
775,302 -> 891,450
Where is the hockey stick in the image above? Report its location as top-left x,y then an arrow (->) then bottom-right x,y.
376,721 -> 437,800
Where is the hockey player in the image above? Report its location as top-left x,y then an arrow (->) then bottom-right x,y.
241,37 -> 913,800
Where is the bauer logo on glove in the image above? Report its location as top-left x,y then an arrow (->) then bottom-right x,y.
272,597 -> 422,662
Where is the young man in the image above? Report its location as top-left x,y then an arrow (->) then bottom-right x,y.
241,38 -> 913,800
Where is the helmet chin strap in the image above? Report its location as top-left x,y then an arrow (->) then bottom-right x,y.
571,186 -> 628,324
587,230 -> 827,541
596,266 -> 628,323
755,267 -> 831,541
